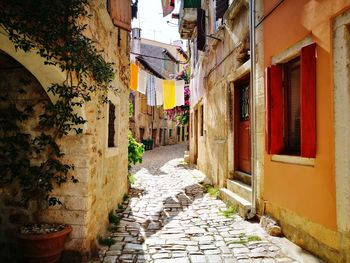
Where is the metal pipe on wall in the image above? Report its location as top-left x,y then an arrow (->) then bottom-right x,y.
248,0 -> 257,219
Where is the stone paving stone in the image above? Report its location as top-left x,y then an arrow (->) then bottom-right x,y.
98,144 -> 316,263
191,255 -> 207,263
206,254 -> 223,262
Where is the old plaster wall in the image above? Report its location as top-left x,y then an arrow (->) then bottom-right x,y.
190,3 -> 250,189
261,0 -> 350,262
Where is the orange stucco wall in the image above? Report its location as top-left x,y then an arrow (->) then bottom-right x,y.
263,0 -> 350,230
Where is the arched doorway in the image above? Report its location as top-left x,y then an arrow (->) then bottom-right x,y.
0,51 -> 52,262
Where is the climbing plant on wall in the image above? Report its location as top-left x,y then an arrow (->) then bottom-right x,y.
0,0 -> 115,217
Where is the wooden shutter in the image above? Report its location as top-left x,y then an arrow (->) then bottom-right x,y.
197,8 -> 206,51
141,95 -> 147,113
265,65 -> 284,154
300,43 -> 316,157
216,0 -> 229,20
109,0 -> 132,31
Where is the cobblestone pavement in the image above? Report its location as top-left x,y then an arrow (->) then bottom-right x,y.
98,143 -> 322,263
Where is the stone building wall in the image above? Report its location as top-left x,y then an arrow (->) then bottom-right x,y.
0,0 -> 130,261
189,1 -> 250,188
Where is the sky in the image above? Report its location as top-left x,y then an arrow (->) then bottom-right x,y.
132,0 -> 182,46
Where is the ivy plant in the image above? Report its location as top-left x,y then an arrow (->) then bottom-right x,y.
0,0 -> 115,220
128,131 -> 144,171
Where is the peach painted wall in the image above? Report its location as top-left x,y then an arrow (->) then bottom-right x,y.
263,0 -> 350,230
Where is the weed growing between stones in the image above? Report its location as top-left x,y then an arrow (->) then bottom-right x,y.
128,174 -> 136,185
202,184 -> 220,199
123,193 -> 129,202
227,233 -> 262,245
219,206 -> 237,218
98,236 -> 116,247
108,212 -> 123,225
247,235 -> 262,242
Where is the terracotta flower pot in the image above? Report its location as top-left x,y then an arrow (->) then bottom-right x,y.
16,225 -> 72,263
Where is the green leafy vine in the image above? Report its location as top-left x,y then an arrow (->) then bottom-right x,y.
0,0 -> 115,217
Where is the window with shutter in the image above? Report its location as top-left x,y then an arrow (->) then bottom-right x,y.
214,0 -> 228,30
109,0 -> 132,31
197,8 -> 206,51
265,43 -> 316,158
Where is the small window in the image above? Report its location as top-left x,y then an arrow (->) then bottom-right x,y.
139,127 -> 145,141
106,0 -> 111,14
284,57 -> 301,154
266,43 -> 316,158
108,101 -> 116,147
240,85 -> 249,121
214,0 -> 229,30
129,93 -> 135,118
169,129 -> 173,138
200,105 -> 204,136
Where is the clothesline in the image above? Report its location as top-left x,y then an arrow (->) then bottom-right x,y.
130,63 -> 185,110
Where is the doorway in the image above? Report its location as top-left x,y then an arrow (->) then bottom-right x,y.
194,109 -> 198,164
234,78 -> 251,174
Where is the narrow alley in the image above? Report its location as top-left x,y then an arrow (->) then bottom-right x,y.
98,144 -> 321,263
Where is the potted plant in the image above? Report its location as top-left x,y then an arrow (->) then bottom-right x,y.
0,0 -> 115,262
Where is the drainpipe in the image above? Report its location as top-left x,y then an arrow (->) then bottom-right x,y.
248,0 -> 257,219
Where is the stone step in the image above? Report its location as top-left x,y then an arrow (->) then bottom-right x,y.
219,188 -> 252,219
234,171 -> 251,185
227,179 -> 252,202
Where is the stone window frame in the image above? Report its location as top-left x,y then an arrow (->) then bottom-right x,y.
106,91 -> 120,157
333,9 -> 350,235
269,35 -> 315,166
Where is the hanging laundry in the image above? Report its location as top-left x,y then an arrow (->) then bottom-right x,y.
161,0 -> 175,17
137,69 -> 147,94
163,80 -> 176,110
155,77 -> 163,106
175,80 -> 185,106
197,63 -> 204,99
130,63 -> 138,91
146,75 -> 156,106
190,76 -> 198,105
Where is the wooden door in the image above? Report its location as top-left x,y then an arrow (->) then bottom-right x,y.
152,129 -> 157,147
159,128 -> 163,145
194,109 -> 198,164
236,83 -> 251,174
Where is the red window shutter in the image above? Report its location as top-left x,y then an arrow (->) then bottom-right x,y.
265,65 -> 284,154
300,43 -> 316,157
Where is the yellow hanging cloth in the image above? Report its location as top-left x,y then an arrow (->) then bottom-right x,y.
130,63 -> 138,91
163,80 -> 176,110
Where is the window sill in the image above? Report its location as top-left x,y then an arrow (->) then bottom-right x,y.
271,154 -> 315,166
106,147 -> 119,158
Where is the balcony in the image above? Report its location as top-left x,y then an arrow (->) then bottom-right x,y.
179,0 -> 201,39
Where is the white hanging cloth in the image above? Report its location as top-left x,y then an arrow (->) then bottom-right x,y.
137,69 -> 148,94
155,77 -> 163,106
175,80 -> 185,106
